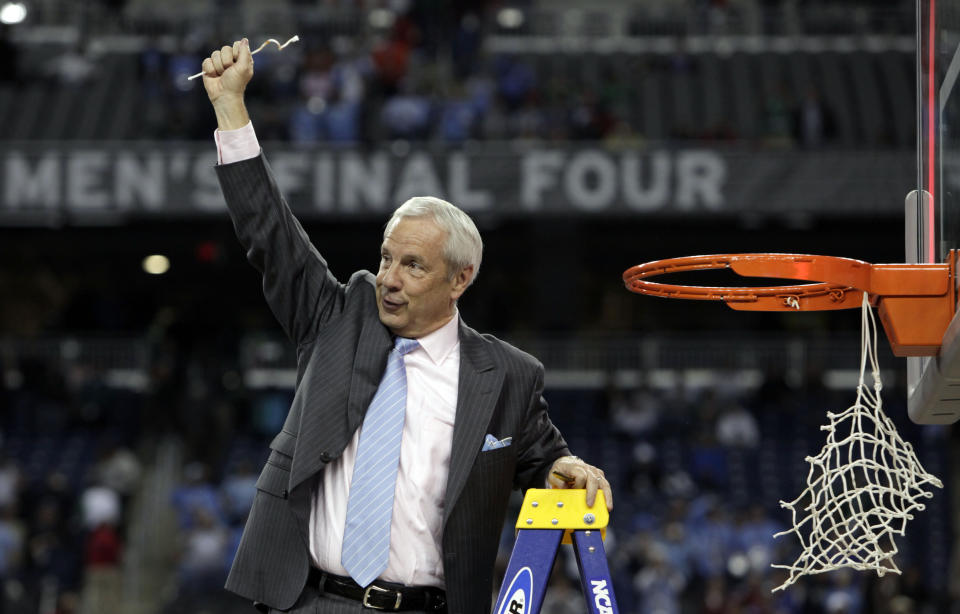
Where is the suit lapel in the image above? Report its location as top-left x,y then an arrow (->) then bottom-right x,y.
443,322 -> 504,524
346,317 -> 394,427
289,315 -> 392,492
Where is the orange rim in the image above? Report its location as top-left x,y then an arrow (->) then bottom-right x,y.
622,252 -> 956,354
622,254 -> 858,308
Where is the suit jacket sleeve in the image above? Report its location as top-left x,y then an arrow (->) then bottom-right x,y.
216,153 -> 344,346
513,361 -> 569,491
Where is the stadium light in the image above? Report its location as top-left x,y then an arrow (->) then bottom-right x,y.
368,8 -> 394,29
0,2 -> 27,25
497,7 -> 524,29
142,254 -> 170,275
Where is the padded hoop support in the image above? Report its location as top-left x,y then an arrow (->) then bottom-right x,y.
622,253 -> 955,357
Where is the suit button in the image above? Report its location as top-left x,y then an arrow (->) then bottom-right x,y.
281,489 -> 289,499
320,452 -> 332,462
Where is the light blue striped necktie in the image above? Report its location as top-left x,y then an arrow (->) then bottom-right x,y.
341,336 -> 419,587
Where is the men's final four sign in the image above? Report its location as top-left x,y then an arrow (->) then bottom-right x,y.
0,143 -> 912,223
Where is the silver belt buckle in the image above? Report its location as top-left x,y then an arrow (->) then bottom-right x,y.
362,584 -> 402,610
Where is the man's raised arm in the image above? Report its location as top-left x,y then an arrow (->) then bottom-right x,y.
199,39 -> 344,346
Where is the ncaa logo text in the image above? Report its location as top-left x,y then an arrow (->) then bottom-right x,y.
590,580 -> 614,614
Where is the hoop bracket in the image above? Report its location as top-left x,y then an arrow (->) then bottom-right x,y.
622,253 -> 956,357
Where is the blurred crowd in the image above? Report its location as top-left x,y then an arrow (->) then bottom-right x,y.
134,9 -> 665,145
0,359 -> 142,614
138,7 -> 842,146
0,0 -> 913,147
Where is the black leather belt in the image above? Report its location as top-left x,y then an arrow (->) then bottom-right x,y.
309,568 -> 447,613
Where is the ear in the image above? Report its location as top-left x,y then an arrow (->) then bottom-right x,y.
449,265 -> 475,300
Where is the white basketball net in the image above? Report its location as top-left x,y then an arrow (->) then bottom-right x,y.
771,293 -> 943,592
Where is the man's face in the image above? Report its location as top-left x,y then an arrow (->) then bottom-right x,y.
376,217 -> 472,338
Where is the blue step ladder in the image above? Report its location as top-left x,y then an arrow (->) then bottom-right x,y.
493,489 -> 619,614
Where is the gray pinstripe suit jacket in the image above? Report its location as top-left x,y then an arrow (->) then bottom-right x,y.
217,154 -> 570,614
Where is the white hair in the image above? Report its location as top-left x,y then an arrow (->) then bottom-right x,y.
384,196 -> 483,287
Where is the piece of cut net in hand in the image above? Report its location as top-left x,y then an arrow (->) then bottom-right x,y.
771,293 -> 943,592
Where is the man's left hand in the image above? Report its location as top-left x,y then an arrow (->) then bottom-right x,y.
547,456 -> 613,511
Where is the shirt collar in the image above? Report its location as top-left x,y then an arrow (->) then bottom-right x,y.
415,309 -> 460,365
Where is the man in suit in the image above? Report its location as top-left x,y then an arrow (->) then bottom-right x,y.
201,39 -> 613,614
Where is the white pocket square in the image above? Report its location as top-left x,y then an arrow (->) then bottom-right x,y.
481,434 -> 512,451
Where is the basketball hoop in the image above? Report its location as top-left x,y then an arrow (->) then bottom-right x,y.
623,253 -> 954,356
622,252 -> 951,590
